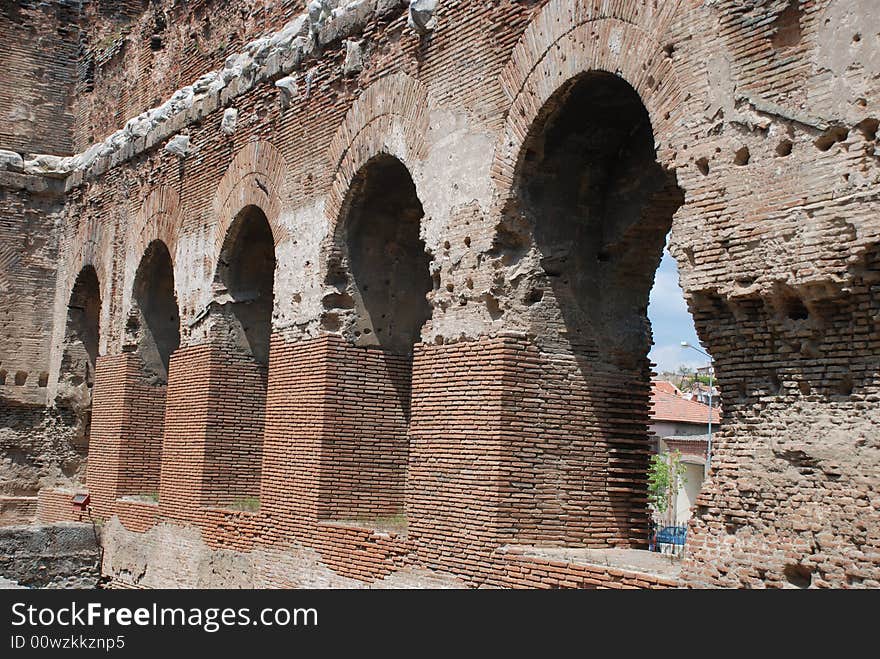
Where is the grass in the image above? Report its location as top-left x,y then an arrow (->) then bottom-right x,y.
130,492 -> 159,503
342,513 -> 408,532
230,496 -> 260,513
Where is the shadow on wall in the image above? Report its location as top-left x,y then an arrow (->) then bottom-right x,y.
126,239 -> 180,384
487,71 -> 686,547
330,154 -> 433,419
511,71 -> 684,367
212,205 -> 276,365
56,266 -> 101,452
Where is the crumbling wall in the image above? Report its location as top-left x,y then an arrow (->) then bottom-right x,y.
0,522 -> 100,588
0,0 -> 878,589
0,170 -> 78,495
0,0 -> 80,155
662,0 -> 880,588
73,0 -> 315,150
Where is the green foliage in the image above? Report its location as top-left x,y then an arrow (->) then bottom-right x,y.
230,496 -> 260,512
648,451 -> 688,516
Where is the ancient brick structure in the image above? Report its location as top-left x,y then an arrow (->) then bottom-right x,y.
1,0 -> 878,589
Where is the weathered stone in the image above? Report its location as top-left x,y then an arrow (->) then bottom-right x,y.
0,149 -> 23,172
343,39 -> 365,75
1,0 -> 879,592
163,134 -> 190,157
275,75 -> 299,107
221,108 -> 238,135
408,0 -> 437,34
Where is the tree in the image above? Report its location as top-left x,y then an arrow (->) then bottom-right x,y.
648,450 -> 688,524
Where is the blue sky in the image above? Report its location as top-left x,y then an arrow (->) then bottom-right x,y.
647,242 -> 711,373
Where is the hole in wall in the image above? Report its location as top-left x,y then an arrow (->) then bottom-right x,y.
814,126 -> 849,151
771,0 -> 803,50
776,140 -> 793,157
786,297 -> 809,321
856,117 -> 879,141
783,563 -> 812,589
733,146 -> 750,166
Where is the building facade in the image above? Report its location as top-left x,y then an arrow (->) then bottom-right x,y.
1,0 -> 878,588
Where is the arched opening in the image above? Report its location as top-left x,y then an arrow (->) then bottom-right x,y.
344,155 -> 433,355
129,240 -> 180,383
56,266 -> 101,461
214,205 -> 276,366
118,240 -> 180,501
203,205 -> 276,510
503,71 -> 685,547
322,154 -> 432,524
647,242 -> 719,538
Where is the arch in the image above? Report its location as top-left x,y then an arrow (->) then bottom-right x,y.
317,152 -> 432,523
62,214 -> 112,355
495,25 -> 687,548
128,239 -> 181,382
333,153 -> 433,354
121,186 -> 180,324
212,140 -> 290,267
324,72 -> 431,236
57,265 -> 102,451
494,4 -> 691,199
197,203 -> 276,510
212,205 -> 277,365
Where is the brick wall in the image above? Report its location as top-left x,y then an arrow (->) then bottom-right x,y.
319,338 -> 412,521
408,337 -> 508,582
201,348 -> 267,509
35,488 -> 88,524
682,244 -> 880,588
86,332 -> 684,588
85,352 -> 166,510
0,496 -> 37,526
73,0 -> 304,149
491,551 -> 679,589
157,345 -> 211,523
158,343 -> 266,517
0,1 -> 79,154
0,179 -> 65,408
498,341 -> 651,548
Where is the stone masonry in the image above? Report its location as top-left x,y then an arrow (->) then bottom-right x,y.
0,0 -> 878,588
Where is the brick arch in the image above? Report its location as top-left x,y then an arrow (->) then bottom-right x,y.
211,140 -> 290,276
63,214 -> 112,355
324,72 -> 431,237
121,186 -> 181,321
493,1 -> 691,197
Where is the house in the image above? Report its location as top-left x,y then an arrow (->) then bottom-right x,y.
650,380 -> 721,526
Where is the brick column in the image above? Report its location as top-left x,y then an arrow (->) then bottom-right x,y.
158,345 -> 212,523
86,353 -> 145,518
159,343 -> 267,522
408,336 -> 651,583
259,336 -> 329,539
407,338 -> 510,581
259,335 -> 413,544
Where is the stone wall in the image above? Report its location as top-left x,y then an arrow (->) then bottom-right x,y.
0,0 -> 877,588
0,522 -> 100,588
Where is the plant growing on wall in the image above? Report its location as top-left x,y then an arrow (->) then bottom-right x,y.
648,451 -> 687,523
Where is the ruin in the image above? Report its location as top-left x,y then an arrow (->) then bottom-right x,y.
0,0 -> 878,588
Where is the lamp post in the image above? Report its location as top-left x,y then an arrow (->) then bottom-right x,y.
681,341 -> 714,470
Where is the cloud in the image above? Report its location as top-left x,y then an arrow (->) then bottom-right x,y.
646,247 -> 712,372
649,343 -> 707,374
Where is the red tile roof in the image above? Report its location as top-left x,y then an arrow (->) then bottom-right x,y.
651,381 -> 720,425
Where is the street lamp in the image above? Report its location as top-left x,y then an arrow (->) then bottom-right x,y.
681,341 -> 714,470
